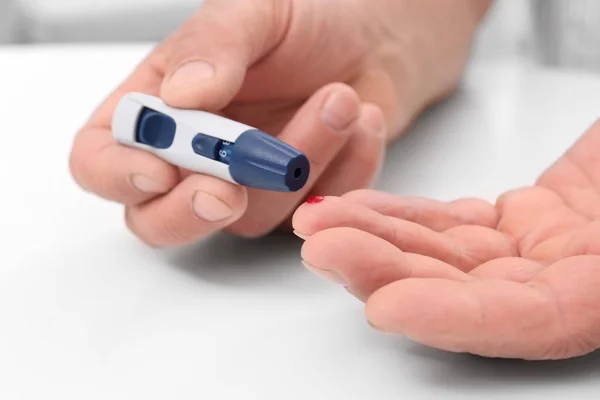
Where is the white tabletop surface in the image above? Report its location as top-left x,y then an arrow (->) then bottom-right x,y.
1,44 -> 600,400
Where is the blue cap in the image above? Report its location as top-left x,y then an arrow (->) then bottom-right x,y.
229,130 -> 310,192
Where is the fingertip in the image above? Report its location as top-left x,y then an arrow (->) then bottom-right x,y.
291,199 -> 317,239
190,175 -> 249,221
320,83 -> 361,133
160,59 -> 215,107
299,227 -> 340,265
126,174 -> 248,247
290,206 -> 305,236
160,60 -> 245,110
357,102 -> 387,140
291,196 -> 348,237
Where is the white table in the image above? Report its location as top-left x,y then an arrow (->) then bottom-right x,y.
1,44 -> 600,400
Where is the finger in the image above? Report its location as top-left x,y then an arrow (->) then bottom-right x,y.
537,156 -> 600,221
495,186 -> 586,261
496,186 -> 584,243
537,119 -> 600,219
366,255 -> 600,360
342,190 -> 499,231
278,103 -> 386,231
308,103 -> 387,196
69,40 -> 181,205
301,227 -> 471,301
292,196 -> 515,271
160,0 -> 291,110
366,278 -> 559,359
469,257 -> 546,283
125,174 -> 247,247
71,0 -> 290,205
226,83 -> 360,237
70,127 -> 181,205
562,220 -> 600,257
443,224 -> 518,270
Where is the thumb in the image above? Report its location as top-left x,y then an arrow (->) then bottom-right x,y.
160,0 -> 291,110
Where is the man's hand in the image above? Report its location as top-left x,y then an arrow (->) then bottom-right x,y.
293,119 -> 600,360
69,0 -> 488,246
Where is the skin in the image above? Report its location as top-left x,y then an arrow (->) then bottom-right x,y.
68,0 -> 490,245
293,119 -> 600,360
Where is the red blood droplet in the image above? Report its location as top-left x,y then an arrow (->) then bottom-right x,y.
306,196 -> 324,204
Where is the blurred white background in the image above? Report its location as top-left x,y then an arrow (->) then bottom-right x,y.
0,0 -> 527,58
0,0 -> 201,43
1,0 -> 600,70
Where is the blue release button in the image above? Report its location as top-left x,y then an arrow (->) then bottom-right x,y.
192,133 -> 221,159
135,108 -> 176,149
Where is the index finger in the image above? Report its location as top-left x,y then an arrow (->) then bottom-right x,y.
366,277 -> 559,359
366,256 -> 600,360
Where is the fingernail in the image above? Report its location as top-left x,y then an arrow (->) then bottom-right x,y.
302,261 -> 346,285
131,174 -> 169,194
167,60 -> 215,89
306,196 -> 324,204
321,90 -> 358,132
293,230 -> 309,240
193,191 -> 234,222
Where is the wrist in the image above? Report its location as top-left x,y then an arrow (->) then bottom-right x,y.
362,0 -> 492,137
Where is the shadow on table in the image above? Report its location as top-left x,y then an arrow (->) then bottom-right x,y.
404,342 -> 600,388
162,231 -> 308,288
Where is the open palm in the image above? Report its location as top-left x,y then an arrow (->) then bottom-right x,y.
293,119 -> 600,360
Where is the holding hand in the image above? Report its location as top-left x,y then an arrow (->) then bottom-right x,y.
68,0 -> 487,245
294,119 -> 600,360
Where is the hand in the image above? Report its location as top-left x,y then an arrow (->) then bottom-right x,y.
293,119 -> 600,360
68,0 -> 488,246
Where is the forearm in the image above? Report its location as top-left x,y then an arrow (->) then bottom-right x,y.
365,0 -> 493,135
410,0 -> 493,100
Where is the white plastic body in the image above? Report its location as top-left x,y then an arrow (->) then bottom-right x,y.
112,92 -> 256,184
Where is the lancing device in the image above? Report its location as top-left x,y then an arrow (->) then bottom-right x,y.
112,92 -> 310,192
